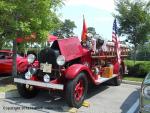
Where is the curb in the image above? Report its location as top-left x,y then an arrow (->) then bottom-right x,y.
0,90 -> 20,99
122,80 -> 142,86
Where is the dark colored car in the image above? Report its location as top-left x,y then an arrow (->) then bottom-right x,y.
0,50 -> 28,75
140,72 -> 150,113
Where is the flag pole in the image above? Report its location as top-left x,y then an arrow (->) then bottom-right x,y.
81,14 -> 87,42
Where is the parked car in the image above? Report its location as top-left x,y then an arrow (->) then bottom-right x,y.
140,72 -> 150,113
0,50 -> 28,75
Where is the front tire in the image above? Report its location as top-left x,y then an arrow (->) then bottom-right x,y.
65,72 -> 88,108
16,73 -> 38,99
17,84 -> 38,99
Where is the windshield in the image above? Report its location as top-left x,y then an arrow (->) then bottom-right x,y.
0,52 -> 9,56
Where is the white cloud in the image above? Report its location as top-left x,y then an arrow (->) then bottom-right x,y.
64,0 -> 115,12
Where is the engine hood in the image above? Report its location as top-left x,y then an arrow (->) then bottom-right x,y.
57,37 -> 84,62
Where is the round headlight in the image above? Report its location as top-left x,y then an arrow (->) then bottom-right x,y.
43,74 -> 50,83
143,86 -> 150,99
25,71 -> 32,79
56,55 -> 65,66
27,54 -> 36,64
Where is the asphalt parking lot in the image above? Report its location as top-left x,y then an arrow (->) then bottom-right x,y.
0,83 -> 140,113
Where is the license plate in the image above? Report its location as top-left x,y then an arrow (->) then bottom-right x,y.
40,63 -> 52,73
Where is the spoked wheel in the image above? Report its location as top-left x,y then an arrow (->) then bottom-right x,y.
65,73 -> 88,108
113,66 -> 123,86
74,79 -> 84,101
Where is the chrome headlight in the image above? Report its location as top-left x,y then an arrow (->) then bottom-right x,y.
24,68 -> 37,80
25,71 -> 32,79
143,86 -> 150,99
43,74 -> 50,83
56,55 -> 65,66
27,54 -> 36,64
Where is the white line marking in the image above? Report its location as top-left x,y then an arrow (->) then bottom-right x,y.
127,99 -> 139,113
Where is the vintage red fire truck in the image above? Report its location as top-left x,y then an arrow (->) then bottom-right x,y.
14,37 -> 128,108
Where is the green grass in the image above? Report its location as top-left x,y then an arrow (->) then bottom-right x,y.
123,76 -> 144,82
0,84 -> 16,92
124,60 -> 150,66
123,60 -> 150,82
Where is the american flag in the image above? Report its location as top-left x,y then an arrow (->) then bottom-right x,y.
112,19 -> 121,64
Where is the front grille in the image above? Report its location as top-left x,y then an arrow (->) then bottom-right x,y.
38,47 -> 60,68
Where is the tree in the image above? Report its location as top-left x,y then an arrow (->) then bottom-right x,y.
87,27 -> 103,40
0,0 -> 63,41
136,41 -> 150,60
0,0 -> 63,76
115,0 -> 150,63
53,19 -> 76,38
87,27 -> 96,36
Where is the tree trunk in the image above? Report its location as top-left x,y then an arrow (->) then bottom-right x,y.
0,39 -> 4,49
12,40 -> 17,77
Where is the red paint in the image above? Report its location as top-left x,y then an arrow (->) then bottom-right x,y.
0,50 -> 13,53
81,16 -> 87,42
30,75 -> 38,81
48,35 -> 58,42
113,62 -> 120,74
15,37 -> 129,91
17,58 -> 28,72
65,64 -> 96,83
0,50 -> 28,75
74,79 -> 84,101
57,38 -> 83,61
16,33 -> 36,43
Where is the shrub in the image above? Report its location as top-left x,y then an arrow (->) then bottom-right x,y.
125,60 -> 150,78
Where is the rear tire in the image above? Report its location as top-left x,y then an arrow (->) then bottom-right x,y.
113,66 -> 123,86
65,72 -> 88,108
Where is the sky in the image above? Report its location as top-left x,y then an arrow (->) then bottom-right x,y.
59,0 -> 117,41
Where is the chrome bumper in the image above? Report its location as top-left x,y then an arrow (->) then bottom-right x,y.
14,78 -> 64,90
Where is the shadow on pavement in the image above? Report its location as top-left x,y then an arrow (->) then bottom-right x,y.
4,90 -> 66,113
2,83 -> 110,113
120,88 -> 140,113
86,83 -> 109,99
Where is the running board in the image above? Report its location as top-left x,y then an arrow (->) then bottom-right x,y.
95,74 -> 118,84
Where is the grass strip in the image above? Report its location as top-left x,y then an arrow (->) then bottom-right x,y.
123,75 -> 144,82
0,84 -> 16,92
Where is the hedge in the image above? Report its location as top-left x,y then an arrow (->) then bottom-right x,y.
124,60 -> 150,78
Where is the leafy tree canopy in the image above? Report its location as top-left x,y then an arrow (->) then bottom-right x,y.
87,27 -> 96,36
53,19 -> 76,38
0,0 -> 63,44
115,0 -> 150,46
